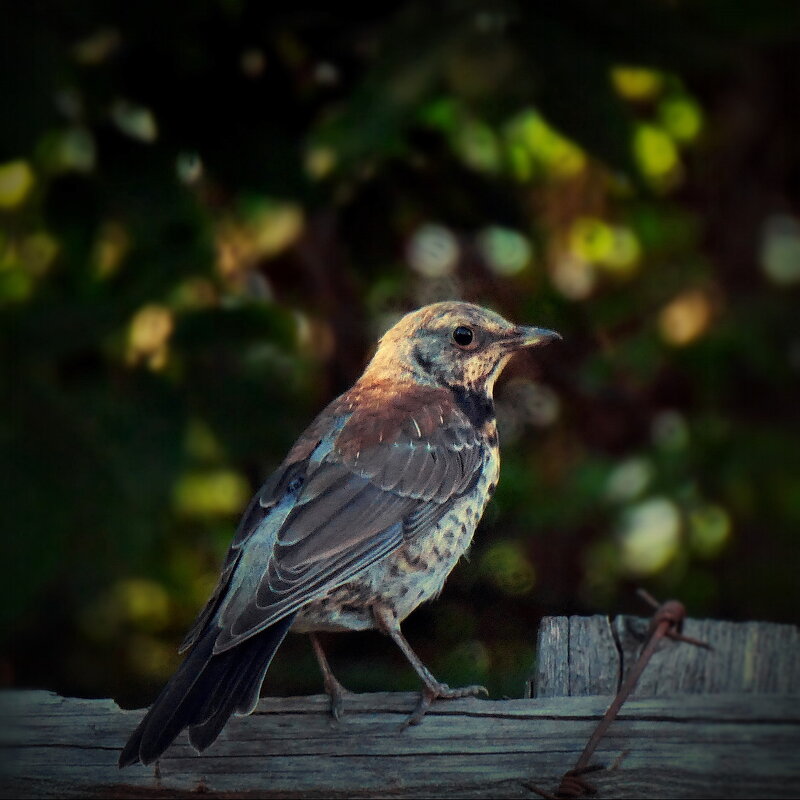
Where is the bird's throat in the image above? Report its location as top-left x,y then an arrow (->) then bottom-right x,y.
448,385 -> 495,431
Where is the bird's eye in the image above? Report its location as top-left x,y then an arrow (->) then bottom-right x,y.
452,326 -> 474,347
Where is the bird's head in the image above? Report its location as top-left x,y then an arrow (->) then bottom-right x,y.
365,301 -> 560,395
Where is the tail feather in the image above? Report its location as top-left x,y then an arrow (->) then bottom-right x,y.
187,632 -> 276,752
119,613 -> 295,767
187,650 -> 264,752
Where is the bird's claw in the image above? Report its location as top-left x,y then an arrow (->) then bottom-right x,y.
402,682 -> 488,729
323,676 -> 353,721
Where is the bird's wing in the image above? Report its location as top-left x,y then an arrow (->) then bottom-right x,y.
183,384 -> 488,655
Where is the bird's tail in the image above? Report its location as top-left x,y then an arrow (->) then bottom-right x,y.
119,613 -> 296,767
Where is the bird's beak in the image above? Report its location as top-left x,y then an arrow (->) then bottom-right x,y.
505,325 -> 562,350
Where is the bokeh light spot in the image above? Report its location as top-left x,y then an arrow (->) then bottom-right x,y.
305,146 -> 336,180
0,160 -> 35,208
618,497 -> 681,575
240,48 -> 266,77
93,221 -> 130,278
602,227 -> 642,274
551,254 -> 595,300
114,579 -> 171,631
313,62 -> 340,87
177,151 -> 204,185
658,288 -> 712,345
127,304 -> 174,369
512,110 -> 586,178
689,504 -> 731,558
480,541 -> 536,595
544,138 -> 586,179
172,277 -> 217,309
174,469 -> 251,517
455,120 -> 502,173
111,100 -> 158,143
19,232 -> 58,276
760,214 -> 800,286
569,218 -> 615,263
651,410 -> 690,450
215,202 -> 304,283
611,67 -> 664,101
568,219 -> 642,274
634,124 -> 681,186
605,457 -> 653,503
407,223 -> 459,277
0,268 -> 34,303
48,127 -> 96,173
294,313 -> 336,361
478,226 -> 532,276
659,95 -> 704,143
251,203 -> 304,258
505,141 -> 535,182
72,27 -> 121,65
448,639 -> 491,675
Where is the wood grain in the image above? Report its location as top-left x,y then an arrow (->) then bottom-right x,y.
532,615 -> 800,698
1,689 -> 799,798
2,616 -> 799,799
613,617 -> 800,696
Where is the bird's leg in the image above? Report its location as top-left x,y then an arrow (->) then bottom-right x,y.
373,605 -> 488,727
309,633 -> 351,720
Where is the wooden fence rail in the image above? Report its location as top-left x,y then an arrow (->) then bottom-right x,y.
1,616 -> 798,799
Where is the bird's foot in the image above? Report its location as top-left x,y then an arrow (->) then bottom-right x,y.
402,682 -> 488,728
322,674 -> 353,721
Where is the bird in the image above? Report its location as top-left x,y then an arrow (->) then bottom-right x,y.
119,300 -> 560,767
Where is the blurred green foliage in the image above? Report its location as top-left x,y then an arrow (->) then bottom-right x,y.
1,1 -> 798,706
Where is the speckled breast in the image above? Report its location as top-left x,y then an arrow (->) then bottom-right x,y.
293,442 -> 500,633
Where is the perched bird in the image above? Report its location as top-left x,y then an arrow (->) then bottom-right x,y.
119,301 -> 560,767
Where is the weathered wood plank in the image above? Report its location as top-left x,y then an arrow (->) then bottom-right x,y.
530,616 -> 570,698
614,617 -> 800,696
532,615 -> 800,698
1,690 -> 799,799
532,615 -> 619,698
3,618 -> 799,798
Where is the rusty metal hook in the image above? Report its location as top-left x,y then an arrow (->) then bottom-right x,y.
525,591 -> 713,797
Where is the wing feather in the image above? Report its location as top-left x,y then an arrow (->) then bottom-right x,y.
196,384 -> 489,654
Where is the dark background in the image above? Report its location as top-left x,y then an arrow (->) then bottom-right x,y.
1,1 -> 798,709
